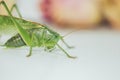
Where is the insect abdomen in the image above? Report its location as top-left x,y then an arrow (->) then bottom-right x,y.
5,34 -> 26,47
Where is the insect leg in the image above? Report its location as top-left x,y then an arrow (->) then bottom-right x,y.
60,37 -> 74,49
26,32 -> 34,57
27,45 -> 33,57
10,4 -> 22,18
56,44 -> 76,59
0,0 -> 31,46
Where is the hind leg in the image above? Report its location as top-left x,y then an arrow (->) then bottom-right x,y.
0,0 -> 31,51
10,4 -> 22,18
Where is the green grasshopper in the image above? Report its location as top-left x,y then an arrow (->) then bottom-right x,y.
0,0 -> 76,58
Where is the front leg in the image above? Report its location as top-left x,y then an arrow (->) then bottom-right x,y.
56,44 -> 76,59
60,37 -> 74,49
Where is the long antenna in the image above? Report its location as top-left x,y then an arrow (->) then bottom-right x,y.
63,30 -> 78,38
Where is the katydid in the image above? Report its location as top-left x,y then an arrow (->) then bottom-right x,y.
0,0 -> 76,58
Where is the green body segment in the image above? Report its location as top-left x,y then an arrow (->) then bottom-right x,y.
5,34 -> 26,47
0,15 -> 41,45
0,0 -> 75,58
0,15 -> 41,34
0,15 -> 60,49
5,28 -> 60,49
0,15 -> 75,58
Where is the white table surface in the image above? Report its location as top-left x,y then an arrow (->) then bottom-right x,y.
1,30 -> 120,80
0,0 -> 120,80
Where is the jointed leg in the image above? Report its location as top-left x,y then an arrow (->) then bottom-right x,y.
10,4 -> 22,18
61,37 -> 74,49
0,0 -> 31,46
27,46 -> 33,57
57,44 -> 76,59
26,32 -> 34,57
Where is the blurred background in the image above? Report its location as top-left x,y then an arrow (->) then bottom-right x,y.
1,0 -> 120,29
0,0 -> 120,80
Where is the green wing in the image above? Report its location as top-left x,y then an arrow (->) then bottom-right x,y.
0,15 -> 42,45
